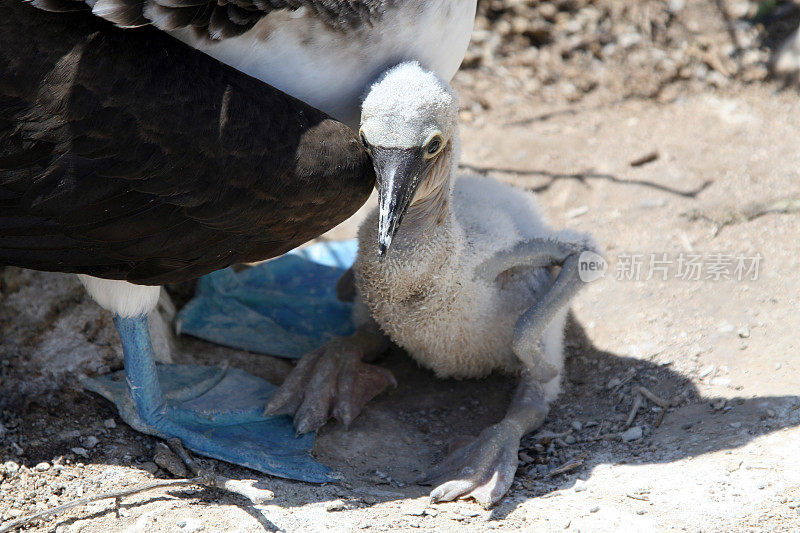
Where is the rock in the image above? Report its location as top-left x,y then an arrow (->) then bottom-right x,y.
699,365 -> 716,378
574,479 -> 587,492
589,506 -> 600,513
566,205 -> 589,218
103,419 -> 117,429
34,462 -> 50,472
620,426 -> 643,442
564,435 -> 577,445
325,499 -> 347,512
618,33 -> 642,49
71,447 -> 89,458
571,421 -> 583,431
3,461 -> 20,474
773,27 -> 800,84
738,327 -> 750,338
710,377 -> 731,387
83,436 -> 100,449
139,462 -> 159,475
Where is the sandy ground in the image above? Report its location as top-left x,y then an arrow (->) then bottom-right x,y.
3,2 -> 800,532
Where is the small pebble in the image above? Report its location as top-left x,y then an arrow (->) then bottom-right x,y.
34,462 -> 50,472
699,365 -> 716,378
139,462 -> 159,475
103,419 -> 117,429
71,447 -> 89,458
571,421 -> 583,431
3,461 -> 20,474
83,436 -> 100,449
564,435 -> 577,445
620,426 -> 643,442
325,499 -> 347,512
737,327 -> 750,338
573,480 -> 587,492
589,506 -> 600,513
566,205 -> 589,218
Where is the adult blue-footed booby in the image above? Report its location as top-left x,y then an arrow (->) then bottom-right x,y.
267,63 -> 602,505
34,0 -> 478,127
1,2 -> 376,479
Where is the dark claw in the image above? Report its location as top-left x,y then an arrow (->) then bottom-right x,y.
263,337 -> 395,434
418,421 -> 523,507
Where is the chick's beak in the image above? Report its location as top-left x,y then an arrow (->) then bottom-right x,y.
370,146 -> 427,258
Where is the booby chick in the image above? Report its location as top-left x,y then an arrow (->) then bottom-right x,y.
267,62 -> 602,506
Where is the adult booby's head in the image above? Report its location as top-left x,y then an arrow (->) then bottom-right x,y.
359,62 -> 460,257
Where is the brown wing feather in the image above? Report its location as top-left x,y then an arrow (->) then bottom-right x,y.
31,0 -> 391,40
0,2 -> 374,285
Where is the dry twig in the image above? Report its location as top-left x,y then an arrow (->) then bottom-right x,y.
635,386 -> 671,409
546,452 -> 589,477
623,392 -> 644,430
0,478 -> 200,533
0,439 -> 274,533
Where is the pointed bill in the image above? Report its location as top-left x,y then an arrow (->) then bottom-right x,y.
370,146 -> 428,257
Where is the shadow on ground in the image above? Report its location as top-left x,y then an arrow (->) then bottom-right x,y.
2,310 -> 799,530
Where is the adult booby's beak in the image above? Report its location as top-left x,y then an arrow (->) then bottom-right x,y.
370,146 -> 429,258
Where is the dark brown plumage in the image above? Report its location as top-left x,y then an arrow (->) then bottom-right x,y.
0,1 -> 374,285
29,0 -> 393,40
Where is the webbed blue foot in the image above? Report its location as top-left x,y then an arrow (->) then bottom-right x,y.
83,314 -> 334,483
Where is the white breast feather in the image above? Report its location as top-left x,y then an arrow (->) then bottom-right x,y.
170,0 -> 476,127
355,175 -> 577,401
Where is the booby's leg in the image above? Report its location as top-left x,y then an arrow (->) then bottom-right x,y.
476,237 -> 599,381
420,371 -> 547,508
96,314 -> 332,482
423,237 -> 597,506
265,320 -> 394,434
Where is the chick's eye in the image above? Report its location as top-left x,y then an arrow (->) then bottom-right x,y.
426,136 -> 442,156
